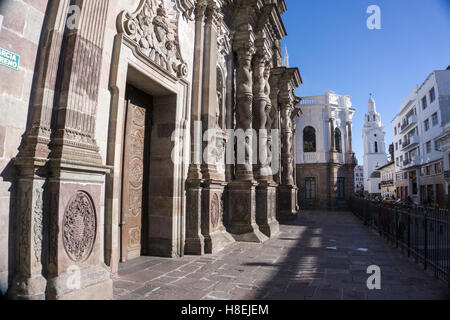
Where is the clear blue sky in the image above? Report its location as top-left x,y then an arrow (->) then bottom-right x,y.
282,0 -> 450,164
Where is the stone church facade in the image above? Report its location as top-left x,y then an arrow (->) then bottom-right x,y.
0,0 -> 301,299
295,91 -> 356,210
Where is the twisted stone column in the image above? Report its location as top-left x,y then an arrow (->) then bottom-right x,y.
252,38 -> 279,238
227,28 -> 267,243
278,68 -> 301,221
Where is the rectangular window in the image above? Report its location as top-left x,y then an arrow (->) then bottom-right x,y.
432,112 -> 438,126
424,119 -> 430,131
435,140 -> 441,151
435,162 -> 442,174
430,87 -> 436,103
394,127 -> 397,135
305,178 -> 316,200
426,141 -> 432,154
422,96 -> 428,109
395,142 -> 398,150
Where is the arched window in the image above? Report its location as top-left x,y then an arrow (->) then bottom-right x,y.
367,116 -> 370,122
335,128 -> 342,153
303,126 -> 316,152
375,141 -> 378,153
373,114 -> 376,121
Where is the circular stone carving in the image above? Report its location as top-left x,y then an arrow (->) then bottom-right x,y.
62,191 -> 97,262
129,159 -> 143,187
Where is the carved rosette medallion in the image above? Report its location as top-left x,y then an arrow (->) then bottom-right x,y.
62,192 -> 97,263
118,0 -> 188,78
130,159 -> 144,187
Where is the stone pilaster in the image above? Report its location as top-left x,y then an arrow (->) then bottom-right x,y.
185,0 -> 208,256
9,0 -> 71,300
199,1 -> 234,253
227,14 -> 267,242
46,0 -> 112,300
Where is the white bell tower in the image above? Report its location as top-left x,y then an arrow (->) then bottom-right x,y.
362,95 -> 387,194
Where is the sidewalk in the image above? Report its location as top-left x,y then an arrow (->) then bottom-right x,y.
113,210 -> 450,300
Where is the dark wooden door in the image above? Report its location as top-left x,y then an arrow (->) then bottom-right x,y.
337,178 -> 345,200
120,85 -> 151,262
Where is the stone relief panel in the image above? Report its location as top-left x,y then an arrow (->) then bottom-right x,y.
62,191 -> 97,263
210,193 -> 223,230
128,227 -> 141,248
118,0 -> 188,78
33,188 -> 44,266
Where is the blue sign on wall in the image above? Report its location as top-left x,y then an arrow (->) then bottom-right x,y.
0,48 -> 20,70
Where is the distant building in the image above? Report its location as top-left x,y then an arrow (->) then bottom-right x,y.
354,166 -> 364,193
392,67 -> 450,206
362,95 -> 388,196
378,144 -> 396,198
295,91 -> 356,209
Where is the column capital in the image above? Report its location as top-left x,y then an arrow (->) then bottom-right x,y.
205,0 -> 223,29
194,0 -> 208,21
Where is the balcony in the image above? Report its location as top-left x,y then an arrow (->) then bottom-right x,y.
303,153 -> 318,163
403,155 -> 420,168
401,136 -> 420,151
400,115 -> 418,134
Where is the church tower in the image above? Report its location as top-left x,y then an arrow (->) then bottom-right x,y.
362,95 -> 387,194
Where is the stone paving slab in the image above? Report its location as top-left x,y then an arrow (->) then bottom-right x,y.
113,211 -> 450,300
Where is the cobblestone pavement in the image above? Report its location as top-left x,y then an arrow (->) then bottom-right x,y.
113,211 -> 450,300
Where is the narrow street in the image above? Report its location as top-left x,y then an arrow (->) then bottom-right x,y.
114,211 -> 450,300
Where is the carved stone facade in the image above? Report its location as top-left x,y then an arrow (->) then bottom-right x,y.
0,0 -> 301,299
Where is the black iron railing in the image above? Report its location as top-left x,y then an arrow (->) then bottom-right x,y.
348,198 -> 450,287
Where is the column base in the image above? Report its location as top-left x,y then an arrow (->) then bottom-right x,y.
8,274 -> 47,300
278,185 -> 298,222
227,180 -> 268,243
204,228 -> 235,254
184,236 -> 205,256
46,265 -> 112,300
256,182 -> 280,238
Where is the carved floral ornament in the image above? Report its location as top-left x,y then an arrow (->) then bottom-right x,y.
62,191 -> 97,263
118,0 -> 188,78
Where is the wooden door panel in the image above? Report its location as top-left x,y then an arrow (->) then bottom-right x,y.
121,97 -> 148,262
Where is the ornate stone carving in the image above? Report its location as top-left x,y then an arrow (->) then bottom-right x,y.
128,227 -> 141,248
211,193 -> 222,229
130,159 -> 144,187
33,188 -> 44,265
129,191 -> 142,217
119,0 -> 188,78
18,186 -> 31,274
62,191 -> 96,263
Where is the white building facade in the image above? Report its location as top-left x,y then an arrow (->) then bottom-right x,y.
393,67 -> 450,206
295,91 -> 356,209
354,166 -> 364,193
362,96 -> 388,195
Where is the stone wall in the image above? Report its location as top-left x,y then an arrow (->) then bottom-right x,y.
0,0 -> 48,296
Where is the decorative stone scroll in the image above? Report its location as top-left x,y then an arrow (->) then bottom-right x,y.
118,0 -> 188,78
62,191 -> 97,263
